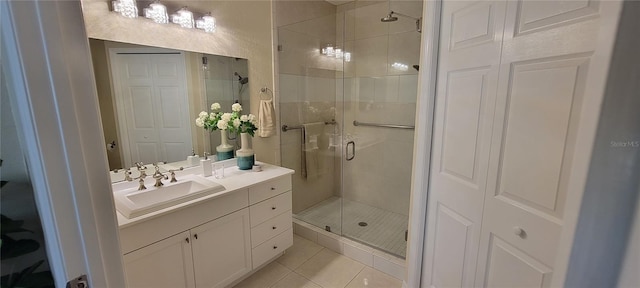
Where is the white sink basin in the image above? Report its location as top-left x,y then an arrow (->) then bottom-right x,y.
113,174 -> 225,219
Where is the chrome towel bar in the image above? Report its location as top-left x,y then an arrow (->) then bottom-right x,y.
281,120 -> 337,132
353,120 -> 414,130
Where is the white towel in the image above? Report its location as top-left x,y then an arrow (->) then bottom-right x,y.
258,99 -> 276,138
303,122 -> 324,180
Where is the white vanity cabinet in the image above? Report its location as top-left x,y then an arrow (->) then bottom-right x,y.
123,208 -> 251,288
191,208 -> 251,288
117,166 -> 293,288
248,177 -> 293,268
123,231 -> 196,288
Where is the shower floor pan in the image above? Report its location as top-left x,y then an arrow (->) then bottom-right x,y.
294,196 -> 408,258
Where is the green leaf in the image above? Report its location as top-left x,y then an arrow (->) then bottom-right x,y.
1,235 -> 40,259
1,215 -> 33,234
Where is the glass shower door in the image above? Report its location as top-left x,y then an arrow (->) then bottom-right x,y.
339,0 -> 422,259
278,13 -> 344,236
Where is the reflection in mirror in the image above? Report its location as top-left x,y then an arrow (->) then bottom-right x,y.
88,39 -> 249,181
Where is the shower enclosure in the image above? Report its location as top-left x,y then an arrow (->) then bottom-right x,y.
278,0 -> 422,258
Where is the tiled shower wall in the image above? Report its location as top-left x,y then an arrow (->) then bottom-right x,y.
278,0 -> 421,217
339,0 -> 421,217
278,5 -> 341,214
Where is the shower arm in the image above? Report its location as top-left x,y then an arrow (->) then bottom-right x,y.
390,11 -> 422,33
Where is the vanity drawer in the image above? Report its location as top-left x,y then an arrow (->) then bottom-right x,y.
250,191 -> 292,227
252,228 -> 293,269
249,176 -> 292,205
251,210 -> 292,248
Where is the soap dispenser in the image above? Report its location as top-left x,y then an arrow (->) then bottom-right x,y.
201,152 -> 212,177
188,149 -> 200,166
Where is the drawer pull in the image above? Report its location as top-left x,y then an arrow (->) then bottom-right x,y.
513,226 -> 525,238
272,226 -> 277,230
273,245 -> 278,249
186,237 -> 190,243
272,206 -> 276,210
194,234 -> 198,240
270,187 -> 276,190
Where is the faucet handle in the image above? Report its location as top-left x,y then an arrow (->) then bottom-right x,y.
136,162 -> 147,171
124,168 -> 133,182
138,178 -> 147,190
168,167 -> 184,183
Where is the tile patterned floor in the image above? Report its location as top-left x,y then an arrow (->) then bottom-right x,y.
233,235 -> 402,288
294,197 -> 408,258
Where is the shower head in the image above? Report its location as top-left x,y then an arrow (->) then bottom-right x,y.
234,72 -> 249,85
381,12 -> 398,22
381,11 -> 422,33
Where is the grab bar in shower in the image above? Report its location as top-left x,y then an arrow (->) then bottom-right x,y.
281,120 -> 337,132
353,120 -> 415,130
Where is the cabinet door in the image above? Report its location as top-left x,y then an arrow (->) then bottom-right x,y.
191,208 -> 252,288
123,231 -> 195,288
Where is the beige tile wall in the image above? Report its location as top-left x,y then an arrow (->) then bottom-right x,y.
278,0 -> 422,217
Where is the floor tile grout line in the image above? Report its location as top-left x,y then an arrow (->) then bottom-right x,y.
267,269 -> 293,288
291,270 -> 324,288
342,265 -> 366,288
290,247 -> 326,273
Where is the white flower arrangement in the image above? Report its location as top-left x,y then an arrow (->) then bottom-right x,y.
227,103 -> 258,136
232,103 -> 242,112
195,102 -> 224,131
196,102 -> 257,135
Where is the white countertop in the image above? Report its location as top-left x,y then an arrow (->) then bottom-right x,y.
115,161 -> 294,228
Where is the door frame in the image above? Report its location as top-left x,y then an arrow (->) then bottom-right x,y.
404,0 -> 441,287
406,0 -> 624,287
108,47 -> 191,167
1,1 -> 124,287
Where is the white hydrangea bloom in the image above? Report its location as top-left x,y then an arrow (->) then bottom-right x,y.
195,118 -> 204,127
232,103 -> 242,112
221,113 -> 232,121
217,120 -> 228,130
249,114 -> 258,126
199,111 -> 208,118
210,103 -> 221,111
210,112 -> 216,119
233,119 -> 241,128
240,115 -> 249,122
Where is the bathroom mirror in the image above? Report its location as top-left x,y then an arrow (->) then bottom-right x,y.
89,39 -> 250,180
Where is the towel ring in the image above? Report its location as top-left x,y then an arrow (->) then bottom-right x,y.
259,87 -> 273,100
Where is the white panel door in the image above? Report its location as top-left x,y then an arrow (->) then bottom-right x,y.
123,231 -> 195,288
423,1 -> 506,287
475,1 -> 603,286
112,50 -> 192,167
191,208 -> 252,288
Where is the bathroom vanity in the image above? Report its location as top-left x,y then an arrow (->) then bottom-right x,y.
115,161 -> 294,288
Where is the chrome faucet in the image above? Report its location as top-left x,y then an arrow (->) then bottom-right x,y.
126,162 -> 149,190
151,164 -> 184,187
152,165 -> 169,187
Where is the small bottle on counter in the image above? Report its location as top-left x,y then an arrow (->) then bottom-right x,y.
187,149 -> 200,167
201,152 -> 212,177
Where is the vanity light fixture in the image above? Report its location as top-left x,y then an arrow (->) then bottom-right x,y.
321,44 -> 335,57
196,13 -> 216,33
321,44 -> 351,62
112,0 -> 138,18
392,62 -> 409,71
143,0 -> 168,24
171,7 -> 195,29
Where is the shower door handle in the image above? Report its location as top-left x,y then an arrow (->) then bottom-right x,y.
346,141 -> 355,161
